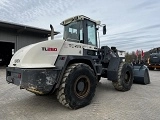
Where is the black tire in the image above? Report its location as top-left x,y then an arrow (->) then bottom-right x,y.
148,67 -> 154,70
57,63 -> 97,109
156,68 -> 160,70
112,62 -> 133,91
97,76 -> 101,82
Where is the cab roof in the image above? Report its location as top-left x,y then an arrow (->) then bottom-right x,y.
61,15 -> 101,26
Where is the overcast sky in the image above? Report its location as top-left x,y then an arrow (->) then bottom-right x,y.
0,0 -> 160,52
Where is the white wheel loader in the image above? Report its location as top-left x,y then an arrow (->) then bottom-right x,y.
6,15 -> 150,109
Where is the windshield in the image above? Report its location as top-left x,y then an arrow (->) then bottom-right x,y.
63,21 -> 83,42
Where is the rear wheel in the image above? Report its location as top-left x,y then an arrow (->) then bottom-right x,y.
57,63 -> 97,109
97,76 -> 101,82
156,68 -> 160,70
112,62 -> 133,91
148,67 -> 154,70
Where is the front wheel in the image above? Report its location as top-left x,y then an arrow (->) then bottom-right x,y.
148,67 -> 154,70
112,62 -> 133,91
57,63 -> 97,109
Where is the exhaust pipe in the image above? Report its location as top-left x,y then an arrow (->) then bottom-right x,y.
50,24 -> 54,40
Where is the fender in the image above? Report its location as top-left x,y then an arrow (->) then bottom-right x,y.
54,55 -> 98,89
107,57 -> 122,81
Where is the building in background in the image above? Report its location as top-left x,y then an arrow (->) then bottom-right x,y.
0,20 -> 59,66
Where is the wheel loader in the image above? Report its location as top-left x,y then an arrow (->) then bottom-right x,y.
147,48 -> 160,70
6,15 -> 150,109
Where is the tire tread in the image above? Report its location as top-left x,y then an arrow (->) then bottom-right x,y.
57,63 -> 95,109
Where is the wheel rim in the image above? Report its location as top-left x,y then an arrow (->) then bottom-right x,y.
74,75 -> 90,99
124,71 -> 131,83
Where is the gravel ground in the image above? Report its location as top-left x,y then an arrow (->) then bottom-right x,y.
0,67 -> 160,120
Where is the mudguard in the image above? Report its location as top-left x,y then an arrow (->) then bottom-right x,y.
132,64 -> 150,85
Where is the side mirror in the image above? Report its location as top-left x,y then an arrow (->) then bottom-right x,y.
103,25 -> 106,35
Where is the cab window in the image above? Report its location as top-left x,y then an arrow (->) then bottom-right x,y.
87,21 -> 97,46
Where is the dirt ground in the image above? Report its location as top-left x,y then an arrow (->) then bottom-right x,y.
0,68 -> 160,120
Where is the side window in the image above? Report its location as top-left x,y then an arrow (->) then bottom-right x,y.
64,21 -> 83,42
80,29 -> 83,41
87,21 -> 97,46
69,28 -> 77,34
69,28 -> 78,40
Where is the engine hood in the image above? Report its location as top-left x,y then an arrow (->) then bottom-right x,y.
8,39 -> 64,68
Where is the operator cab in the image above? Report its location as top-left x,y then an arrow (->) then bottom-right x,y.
61,15 -> 106,47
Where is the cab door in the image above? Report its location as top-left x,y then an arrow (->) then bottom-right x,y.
83,20 -> 98,57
